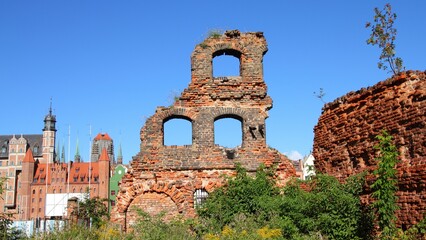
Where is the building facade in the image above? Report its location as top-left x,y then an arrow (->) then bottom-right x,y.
0,108 -> 114,223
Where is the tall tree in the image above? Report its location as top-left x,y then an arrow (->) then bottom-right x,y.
366,3 -> 404,75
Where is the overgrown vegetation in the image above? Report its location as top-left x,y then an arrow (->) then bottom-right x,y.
313,88 -> 326,104
208,29 -> 223,39
371,130 -> 400,239
7,158 -> 426,239
0,177 -> 18,240
71,195 -> 109,228
366,3 -> 404,74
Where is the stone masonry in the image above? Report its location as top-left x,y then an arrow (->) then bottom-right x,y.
313,70 -> 426,228
111,30 -> 296,230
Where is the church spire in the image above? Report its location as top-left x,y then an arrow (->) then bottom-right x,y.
117,143 -> 123,165
55,139 -> 61,163
74,138 -> 81,163
61,145 -> 65,163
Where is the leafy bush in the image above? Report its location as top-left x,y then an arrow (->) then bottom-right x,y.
279,174 -> 374,239
127,209 -> 196,240
197,164 -> 280,233
197,164 -> 373,239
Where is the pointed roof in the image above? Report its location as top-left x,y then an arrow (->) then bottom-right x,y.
75,138 -> 80,156
61,145 -> 65,162
23,148 -> 35,163
118,143 -> 123,159
55,139 -> 61,162
99,147 -> 110,162
94,133 -> 112,141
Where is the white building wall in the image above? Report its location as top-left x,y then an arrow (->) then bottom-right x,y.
45,193 -> 86,217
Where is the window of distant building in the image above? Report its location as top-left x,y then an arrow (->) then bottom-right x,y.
38,208 -> 41,213
73,188 -> 76,193
32,198 -> 34,203
19,148 -> 23,153
111,200 -> 116,207
32,208 -> 34,213
39,189 -> 42,194
33,178 -> 37,183
32,189 -> 35,194
33,146 -> 38,153
1,146 -> 6,153
80,177 -> 84,182
39,198 -> 42,202
193,189 -> 209,208
111,190 -> 116,196
53,189 -> 56,194
94,177 -> 99,183
40,178 -> 45,183
73,177 -> 77,182
59,189 -> 62,193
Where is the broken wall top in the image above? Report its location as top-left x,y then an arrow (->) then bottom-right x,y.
176,30 -> 272,110
130,30 -> 295,174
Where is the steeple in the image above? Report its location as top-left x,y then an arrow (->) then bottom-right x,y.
43,99 -> 57,132
55,139 -> 61,162
41,99 -> 57,164
117,143 -> 123,165
74,138 -> 81,163
61,145 -> 65,163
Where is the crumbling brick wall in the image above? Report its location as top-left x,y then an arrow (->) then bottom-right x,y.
111,30 -> 296,230
313,70 -> 426,228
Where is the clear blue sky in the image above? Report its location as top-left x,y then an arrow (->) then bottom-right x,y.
1,1 -> 425,163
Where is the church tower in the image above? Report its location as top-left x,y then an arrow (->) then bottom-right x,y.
42,103 -> 56,163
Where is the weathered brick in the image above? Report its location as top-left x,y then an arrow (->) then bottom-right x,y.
314,70 -> 426,229
111,30 -> 296,230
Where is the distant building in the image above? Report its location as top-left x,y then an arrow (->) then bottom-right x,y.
91,133 -> 115,165
0,107 -> 115,225
301,153 -> 315,180
291,153 -> 315,180
109,163 -> 127,212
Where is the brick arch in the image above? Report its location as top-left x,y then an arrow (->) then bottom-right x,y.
191,32 -> 267,81
157,107 -> 197,122
140,108 -> 198,147
120,181 -> 187,214
209,107 -> 250,122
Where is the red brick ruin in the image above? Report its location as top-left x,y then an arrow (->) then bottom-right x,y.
314,71 -> 426,228
111,30 -> 296,229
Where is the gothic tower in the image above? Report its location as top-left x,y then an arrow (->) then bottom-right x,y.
42,104 -> 56,164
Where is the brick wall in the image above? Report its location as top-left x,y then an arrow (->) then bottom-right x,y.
313,70 -> 426,228
111,30 -> 296,229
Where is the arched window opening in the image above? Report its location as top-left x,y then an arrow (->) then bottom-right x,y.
194,189 -> 209,208
212,49 -> 241,77
214,116 -> 243,148
163,117 -> 192,146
